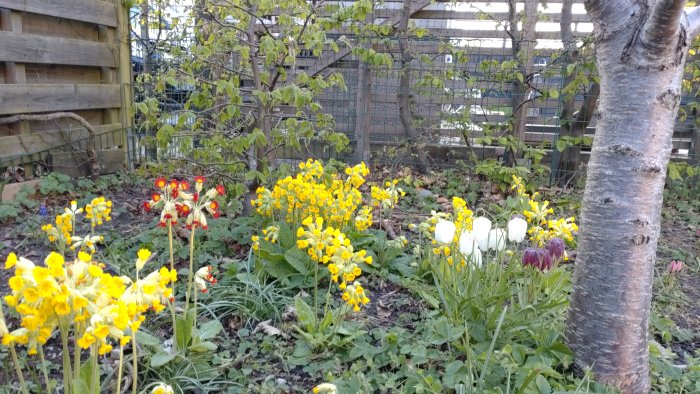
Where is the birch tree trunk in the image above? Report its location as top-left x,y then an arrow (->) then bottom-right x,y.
567,2 -> 700,393
398,0 -> 429,173
507,0 -> 538,164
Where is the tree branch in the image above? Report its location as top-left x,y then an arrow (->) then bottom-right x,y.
641,0 -> 687,53
688,7 -> 700,38
0,112 -> 101,178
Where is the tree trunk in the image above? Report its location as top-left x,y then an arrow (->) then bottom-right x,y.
140,1 -> 152,77
355,46 -> 372,164
507,0 -> 537,165
397,0 -> 429,173
555,82 -> 600,187
567,1 -> 699,392
555,0 -> 596,187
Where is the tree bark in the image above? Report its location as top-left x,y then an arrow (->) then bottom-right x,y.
397,0 -> 429,173
507,0 -> 538,165
355,46 -> 372,164
140,1 -> 152,77
567,2 -> 699,392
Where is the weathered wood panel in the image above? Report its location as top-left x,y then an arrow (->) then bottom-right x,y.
0,0 -> 130,174
0,0 -> 117,27
0,31 -> 116,67
0,84 -> 121,115
0,123 -> 123,158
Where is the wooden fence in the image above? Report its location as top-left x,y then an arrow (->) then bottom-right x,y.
287,0 -> 699,164
0,0 -> 132,178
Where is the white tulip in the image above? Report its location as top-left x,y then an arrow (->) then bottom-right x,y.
487,228 -> 506,251
472,216 -> 492,245
434,220 -> 456,244
458,231 -> 477,255
507,217 -> 528,243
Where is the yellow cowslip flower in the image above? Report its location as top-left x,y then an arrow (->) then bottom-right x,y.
70,234 -> 104,253
547,217 -> 579,242
152,383 -> 175,394
523,199 -> 554,225
136,248 -> 152,271
341,282 -> 370,312
354,205 -> 373,231
313,383 -> 338,394
262,225 -> 280,244
85,197 -> 112,228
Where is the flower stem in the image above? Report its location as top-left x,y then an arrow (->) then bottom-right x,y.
9,345 -> 29,394
168,221 -> 175,295
185,226 -> 196,316
115,346 -> 124,394
38,345 -> 52,393
90,344 -> 99,394
131,335 -> 138,394
58,323 -> 73,394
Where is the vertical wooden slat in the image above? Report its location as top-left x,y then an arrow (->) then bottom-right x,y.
116,0 -> 133,167
98,24 -> 119,126
1,7 -> 32,175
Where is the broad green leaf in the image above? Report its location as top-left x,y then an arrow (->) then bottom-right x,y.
198,319 -> 223,340
294,296 -> 316,333
150,351 -> 176,367
285,248 -> 310,275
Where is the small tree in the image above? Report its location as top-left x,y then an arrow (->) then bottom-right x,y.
137,0 -> 374,207
567,2 -> 700,393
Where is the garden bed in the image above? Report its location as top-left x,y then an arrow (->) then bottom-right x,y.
0,165 -> 697,393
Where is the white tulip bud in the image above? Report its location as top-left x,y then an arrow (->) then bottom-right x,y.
434,220 -> 456,244
507,217 -> 528,243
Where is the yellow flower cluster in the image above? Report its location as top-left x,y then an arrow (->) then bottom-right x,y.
85,197 -> 112,228
252,159 -> 370,231
354,206 -> 373,232
370,180 -> 405,211
512,176 -> 578,246
41,211 -> 74,246
2,250 -> 175,356
341,282 -> 370,312
296,216 -> 372,310
262,225 -> 279,244
452,197 -> 473,237
41,198 -> 112,255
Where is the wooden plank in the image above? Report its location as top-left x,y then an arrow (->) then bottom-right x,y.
0,84 -> 121,115
1,9 -> 30,140
24,64 -> 103,84
0,123 -> 123,158
115,0 -> 131,168
21,12 -> 99,41
0,31 -> 117,67
0,0 -> 117,27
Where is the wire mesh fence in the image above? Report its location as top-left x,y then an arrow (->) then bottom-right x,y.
124,1 -> 700,188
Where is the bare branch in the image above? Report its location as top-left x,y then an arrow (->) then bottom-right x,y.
641,0 -> 687,53
0,112 -> 100,178
688,7 -> 700,38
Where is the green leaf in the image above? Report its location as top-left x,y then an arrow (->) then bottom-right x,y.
285,248 -> 310,275
79,357 -> 100,394
555,138 -> 568,152
294,296 -> 316,332
72,379 -> 90,394
135,330 -> 161,347
188,341 -> 218,353
175,312 -> 194,349
548,88 -> 560,99
150,350 -> 176,367
198,319 -> 223,340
